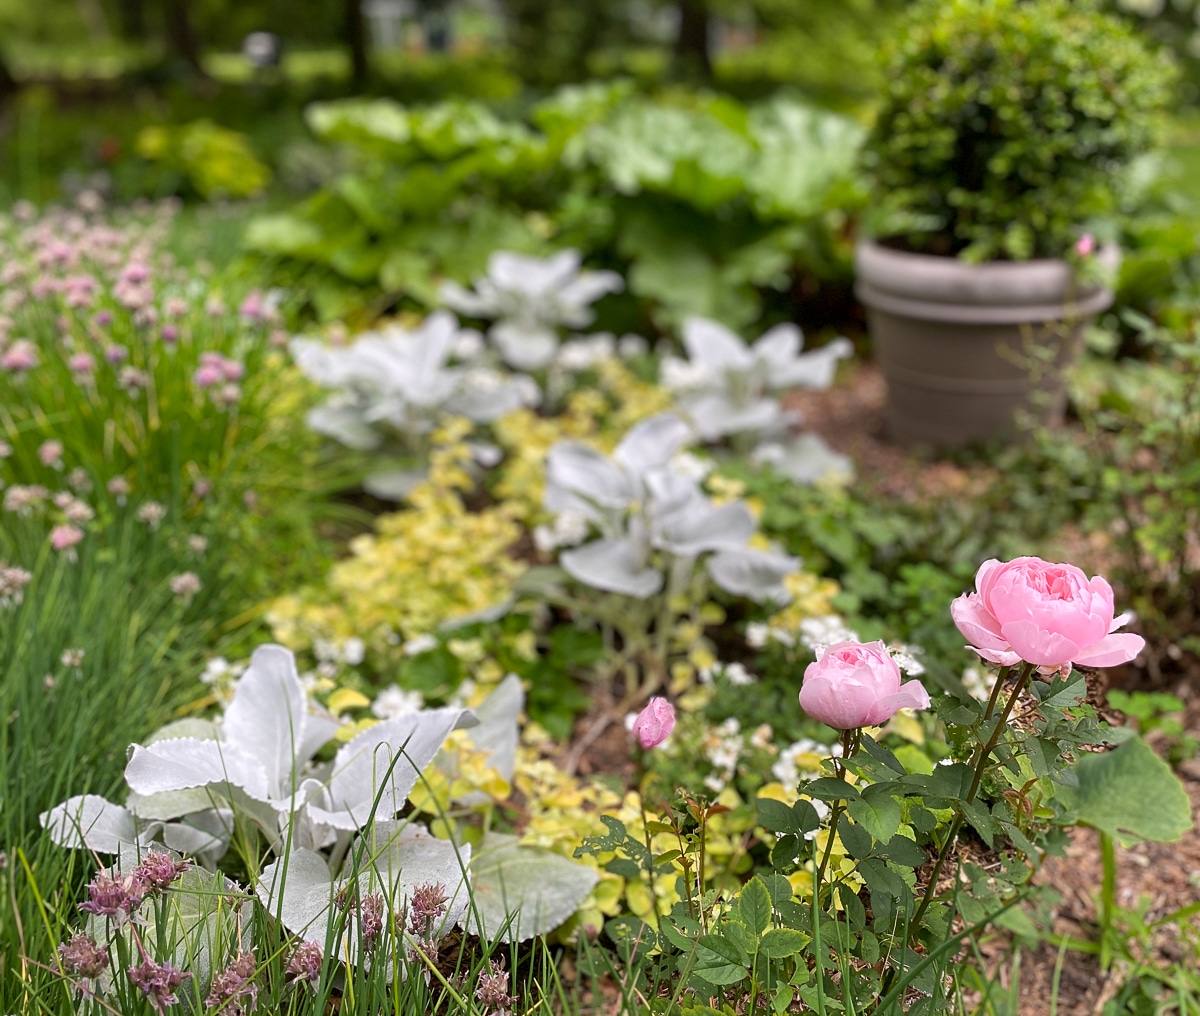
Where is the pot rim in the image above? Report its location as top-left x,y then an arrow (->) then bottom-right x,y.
854,237 -> 1116,322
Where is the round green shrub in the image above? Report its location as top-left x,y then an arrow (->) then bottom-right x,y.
864,0 -> 1175,261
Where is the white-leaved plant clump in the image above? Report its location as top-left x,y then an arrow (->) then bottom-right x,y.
662,316 -> 855,483
42,649 -> 598,957
439,249 -> 623,371
291,310 -> 539,499
544,412 -> 799,602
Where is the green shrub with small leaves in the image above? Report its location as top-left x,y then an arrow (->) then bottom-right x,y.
864,0 -> 1175,261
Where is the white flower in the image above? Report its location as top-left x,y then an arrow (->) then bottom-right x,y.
532,511 -> 590,553
617,334 -> 648,359
888,644 -> 925,676
371,684 -> 425,720
403,634 -> 438,657
798,615 -> 860,653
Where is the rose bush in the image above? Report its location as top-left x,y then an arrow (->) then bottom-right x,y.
951,557 -> 1145,669
798,640 -> 930,730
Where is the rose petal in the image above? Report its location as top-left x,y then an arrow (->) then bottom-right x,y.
998,620 -> 1081,667
950,593 -> 1009,651
1071,632 -> 1145,668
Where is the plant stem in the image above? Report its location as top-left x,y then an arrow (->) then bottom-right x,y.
1098,830 -> 1117,972
911,662 -> 1035,932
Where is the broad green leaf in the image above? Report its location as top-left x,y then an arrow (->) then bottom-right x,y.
847,787 -> 902,843
692,932 -> 749,984
1057,737 -> 1192,847
736,877 -> 773,936
760,927 -> 809,959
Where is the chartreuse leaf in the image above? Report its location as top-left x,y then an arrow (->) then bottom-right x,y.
846,786 -> 902,843
1057,737 -> 1192,847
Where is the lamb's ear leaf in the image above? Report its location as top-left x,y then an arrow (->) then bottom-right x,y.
464,673 -> 524,784
682,316 -> 753,372
258,848 -> 335,945
363,467 -> 427,502
613,412 -> 693,474
360,821 -> 473,934
316,707 -> 476,829
707,548 -> 798,604
464,832 -> 599,943
223,645 -> 311,790
760,433 -> 854,485
561,539 -> 663,599
39,795 -> 137,853
124,738 -> 271,801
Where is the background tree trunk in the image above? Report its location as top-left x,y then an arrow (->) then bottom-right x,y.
163,0 -> 206,75
115,0 -> 147,41
674,0 -> 712,81
344,0 -> 369,89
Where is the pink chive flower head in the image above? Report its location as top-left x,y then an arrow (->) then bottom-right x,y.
132,850 -> 190,892
800,640 -> 930,731
1075,233 -> 1096,258
127,958 -> 190,1007
951,557 -> 1145,670
631,697 -> 676,749
50,525 -> 84,552
205,952 -> 258,1013
38,440 -> 64,467
2,339 -> 38,372
104,344 -> 127,364
58,933 -> 109,979
79,871 -> 144,918
68,352 -> 95,375
285,941 -> 323,984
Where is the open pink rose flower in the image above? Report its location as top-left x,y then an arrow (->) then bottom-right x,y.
799,641 -> 930,731
631,696 -> 676,749
951,557 -> 1144,669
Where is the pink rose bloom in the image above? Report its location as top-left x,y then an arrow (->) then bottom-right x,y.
951,557 -> 1144,669
800,641 -> 930,730
631,697 -> 676,749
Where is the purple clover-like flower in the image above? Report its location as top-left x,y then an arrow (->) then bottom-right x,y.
131,850 -> 190,893
205,952 -> 258,1014
475,958 -> 518,1016
359,892 -> 385,953
284,941 -> 323,984
79,871 -> 144,918
58,933 -> 109,979
127,957 -> 190,1007
406,882 -> 450,941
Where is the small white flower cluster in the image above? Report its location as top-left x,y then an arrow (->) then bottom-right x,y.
697,661 -> 757,687
402,633 -> 438,656
554,333 -> 615,373
533,511 -> 590,554
309,638 -> 366,680
771,737 -> 842,790
702,718 -> 746,794
371,684 -> 425,720
199,656 -> 249,702
798,615 -> 861,653
961,665 -> 997,702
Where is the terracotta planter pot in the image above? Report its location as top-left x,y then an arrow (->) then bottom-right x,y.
854,239 -> 1116,448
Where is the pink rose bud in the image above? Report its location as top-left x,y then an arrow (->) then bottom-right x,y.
1074,234 -> 1096,258
951,557 -> 1144,670
631,697 -> 676,749
800,640 -> 930,730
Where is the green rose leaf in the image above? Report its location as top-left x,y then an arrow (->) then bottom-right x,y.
1058,737 -> 1193,847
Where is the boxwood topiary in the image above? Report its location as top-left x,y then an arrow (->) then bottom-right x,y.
863,0 -> 1175,261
